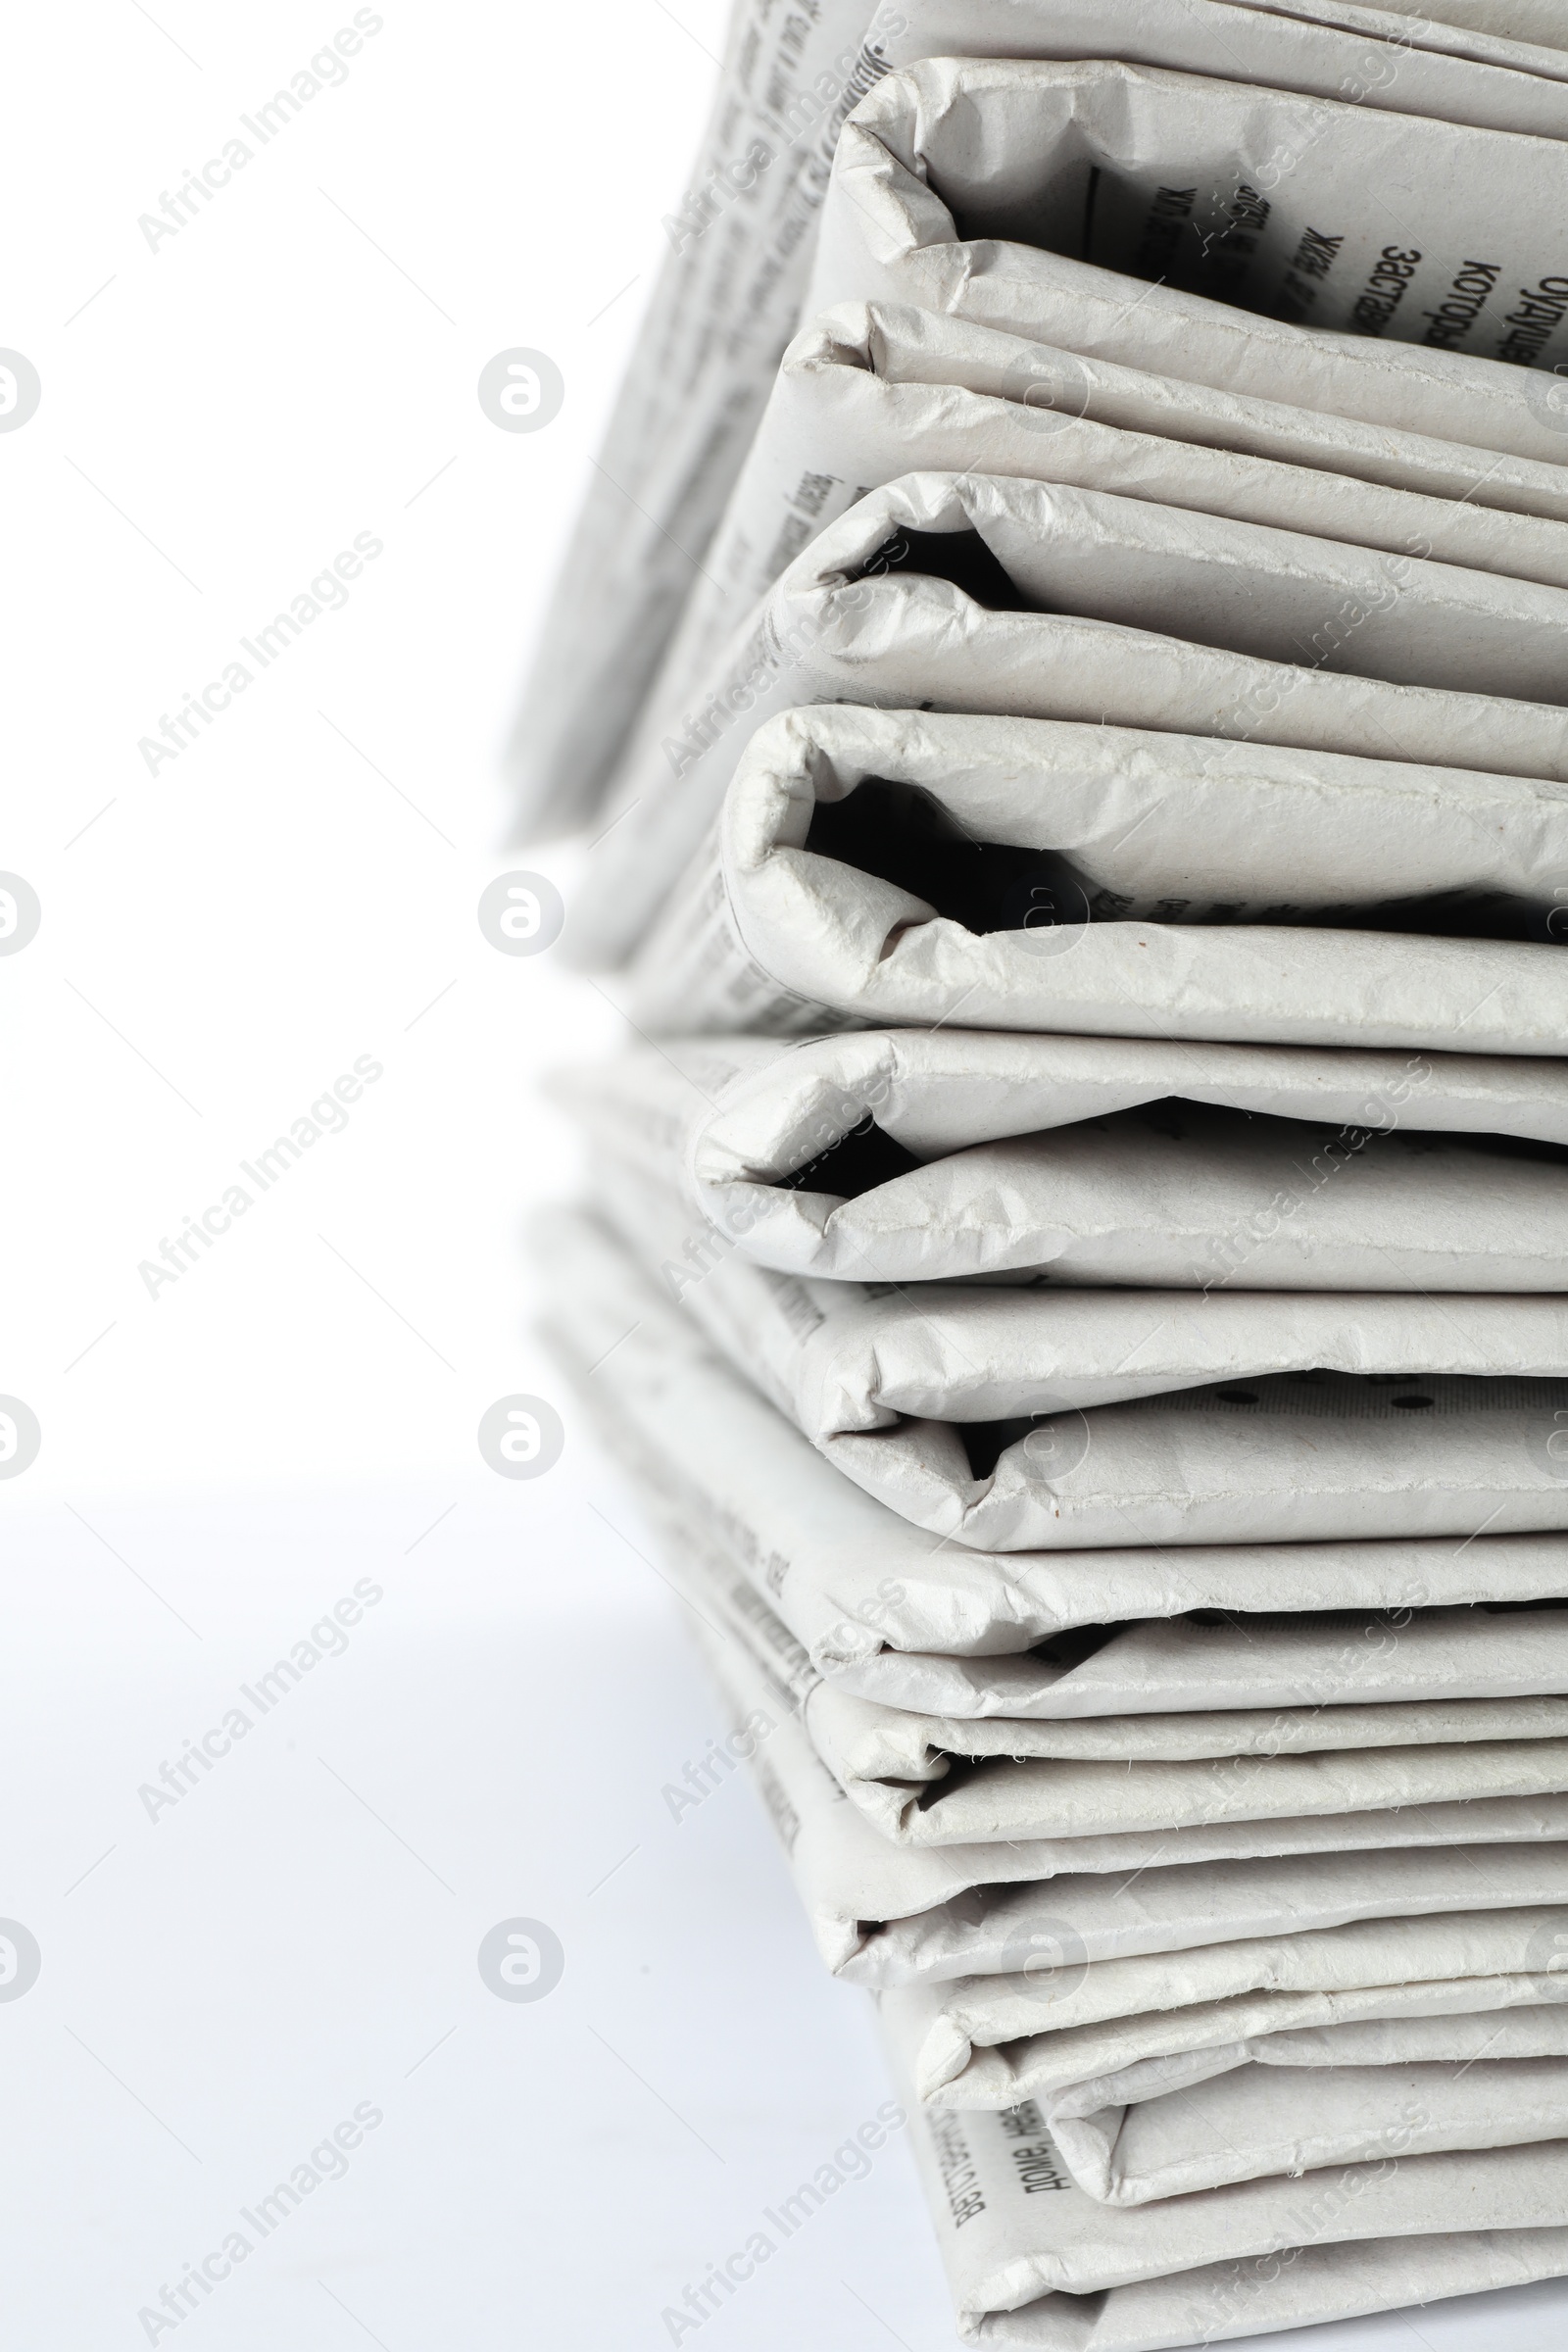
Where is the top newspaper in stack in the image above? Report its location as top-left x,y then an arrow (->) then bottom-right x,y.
510,1 -> 1568,846
566,60 -> 1568,964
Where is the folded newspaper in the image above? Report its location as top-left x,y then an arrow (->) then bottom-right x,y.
664,1462 -> 1568,1846
556,1034 -> 1568,1288
807,58 -> 1568,432
630,302 -> 1568,754
510,0 -> 1568,845
1040,2056 -> 1568,2206
881,1988 -> 1568,2340
582,1149 -> 1568,1550
893,2049 -> 1568,2343
806,1688 -> 1568,1846
579,476 -> 1568,970
538,1202 -> 1568,1674
624,701 -> 1568,1051
889,1905 -> 1568,2105
685,1577 -> 1568,1980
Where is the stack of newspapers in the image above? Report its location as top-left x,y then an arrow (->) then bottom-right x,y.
525,5 -> 1568,2343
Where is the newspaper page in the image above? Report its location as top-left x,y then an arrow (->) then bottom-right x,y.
683,1577 -> 1568,1978
629,301 -> 1568,747
555,1035 -> 1568,1289
1048,2056 -> 1568,2204
860,1846 -> 1568,1989
622,699 -> 1568,1054
510,0 -> 1568,844
807,59 -> 1568,437
882,1989 -> 1568,2334
580,475 -> 1568,973
579,1147 -> 1568,1551
668,1489 -> 1568,1847
535,1202 -> 1568,1672
891,1907 -> 1568,2103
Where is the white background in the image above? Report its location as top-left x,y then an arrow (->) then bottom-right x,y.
3,4 -> 1567,2346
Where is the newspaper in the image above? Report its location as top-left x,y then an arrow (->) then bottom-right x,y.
536,1203 -> 1568,1687
624,700 -> 1568,1050
662,1478 -> 1568,1843
685,1583 -> 1568,1980
812,1718 -> 1568,1845
1040,2010 -> 1568,2128
891,1906 -> 1568,2103
1047,2055 -> 1568,2205
808,1683 -> 1568,1846
582,478 -> 1568,973
881,2000 -> 1568,2333
509,0 -> 1568,846
581,1150 -> 1568,1551
807,59 -> 1568,432
556,1035 -> 1568,1290
864,1850 -> 1568,1990
632,301 -> 1568,747
939,2221 -> 1568,2347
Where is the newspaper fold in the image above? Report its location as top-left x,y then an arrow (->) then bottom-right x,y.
537,1203 -> 1568,1676
687,1570 -> 1568,1981
583,474 -> 1568,970
889,1905 -> 1568,2104
625,698 -> 1568,1054
880,1996 -> 1568,2333
807,1684 -> 1568,1847
511,0 -> 1568,845
557,1034 -> 1568,1289
1046,2055 -> 1568,2205
583,1152 -> 1568,1551
662,1469 -> 1568,1843
807,59 -> 1568,423
638,302 -> 1568,746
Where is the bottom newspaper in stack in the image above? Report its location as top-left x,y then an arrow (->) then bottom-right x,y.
537,1204 -> 1568,2347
